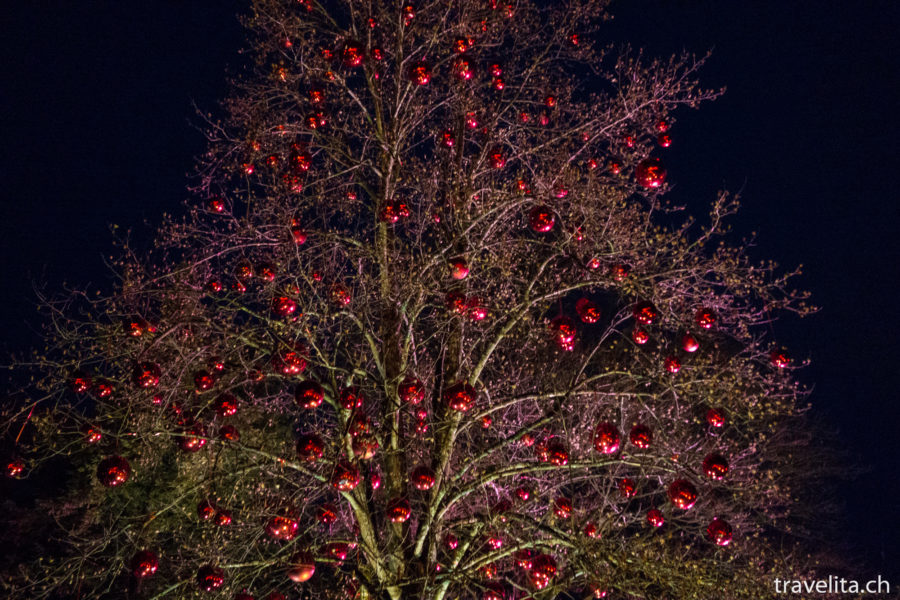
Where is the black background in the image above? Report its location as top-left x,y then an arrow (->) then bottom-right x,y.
1,0 -> 898,582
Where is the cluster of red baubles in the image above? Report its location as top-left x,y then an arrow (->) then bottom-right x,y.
446,291 -> 488,321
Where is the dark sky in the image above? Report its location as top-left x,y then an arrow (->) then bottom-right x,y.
1,0 -> 898,582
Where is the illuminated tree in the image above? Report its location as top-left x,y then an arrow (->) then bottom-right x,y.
3,1 -> 821,599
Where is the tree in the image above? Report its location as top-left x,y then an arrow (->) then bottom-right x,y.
2,1 -> 823,599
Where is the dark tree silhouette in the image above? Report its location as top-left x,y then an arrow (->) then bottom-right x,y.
2,1 -> 825,599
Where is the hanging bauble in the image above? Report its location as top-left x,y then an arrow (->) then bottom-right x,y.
483,582 -> 505,600
706,517 -> 733,546
371,46 -> 384,61
539,438 -> 569,466
453,37 -> 472,53
206,279 -> 223,293
702,453 -> 729,480
486,534 -> 503,550
92,379 -> 114,398
514,549 -> 533,570
194,370 -> 216,392
331,460 -> 360,491
370,470 -> 382,490
97,455 -> 131,487
770,349 -> 791,368
528,206 -> 555,232
528,554 -> 557,590
287,551 -> 316,583
655,119 -> 669,132
214,509 -> 232,526
348,413 -> 371,437
441,129 -> 455,147
681,333 -> 699,353
386,497 -> 412,522
219,424 -> 240,441
549,315 -> 577,351
290,219 -> 307,244
635,157 -> 667,188
394,377 -> 425,406
82,424 -> 102,444
583,522 -> 599,538
207,197 -> 226,213
133,362 -> 161,388
489,148 -> 506,169
257,262 -> 276,282
706,408 -> 725,428
6,457 -> 24,478
129,550 -> 158,579
198,499 -> 216,521
593,422 -> 620,454
618,477 -> 637,498
667,479 -> 698,510
664,356 -> 681,374
629,424 -> 652,449
632,301 -> 659,325
453,58 -> 473,80
339,387 -> 364,409
443,382 -> 476,412
272,297 -> 298,318
444,532 -> 459,550
553,496 -> 572,519
324,541 -> 351,562
411,465 -> 436,491
331,284 -> 352,307
415,419 -> 428,434
515,485 -> 531,502
178,422 -> 207,453
657,133 -> 672,147
297,434 -> 325,463
295,380 -> 324,409
213,393 -> 238,418
575,298 -> 601,323
352,434 -> 378,460
316,503 -> 338,525
196,565 -> 225,592
265,515 -> 300,541
450,258 -> 469,280
408,61 -> 432,85
694,307 -> 717,329
342,43 -> 364,67
69,370 -> 92,394
479,563 -> 498,580
275,346 -> 307,376
631,327 -> 649,345
647,508 -> 665,528
466,297 -> 488,321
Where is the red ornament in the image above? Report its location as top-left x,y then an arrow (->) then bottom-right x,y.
316,503 -> 338,525
295,431 -> 326,462
178,422 -> 207,453
706,408 -> 725,428
466,297 -> 488,321
515,485 -> 531,502
6,457 -> 25,478
489,148 -> 506,169
647,508 -> 665,528
536,438 -> 569,466
208,196 -> 226,212
97,455 -> 131,487
583,522 -> 599,538
440,129 -> 455,147
272,297 -> 297,318
290,219 -> 307,244
515,549 -> 533,570
408,61 -> 432,85
339,387 -> 364,409
219,424 -> 240,442
483,582 -> 505,600
214,509 -> 232,526
265,515 -> 300,541
453,37 -> 472,53
664,356 -> 681,374
633,301 -> 659,325
287,551 -> 316,583
770,349 -> 791,369
607,159 -> 623,175
593,422 -> 620,454
331,460 -> 360,491
444,532 -> 459,550
479,563 -> 498,580
657,133 -> 672,147
443,382 -> 476,412
575,298 -> 601,323
92,379 -> 114,398
528,206 -> 555,232
205,279 -> 223,293
275,347 -> 307,376
82,424 -> 102,444
453,58 -> 473,80
635,157 -> 667,188
667,479 -> 698,510
193,370 -> 215,392
549,315 -> 577,351
655,119 -> 669,132
528,554 -> 557,590
370,470 -> 382,490
681,333 -> 700,353
411,465 -> 435,491
197,565 -> 225,592
69,370 -> 92,394
324,541 -> 350,562
631,327 -> 649,345
707,517 -> 733,546
213,393 -> 238,417
694,308 -> 717,329
331,284 -> 352,306
702,453 -> 729,480
618,477 -> 637,498
553,496 -> 572,519
450,258 -> 469,280
397,377 -> 425,404
610,263 -> 630,281
342,44 -> 364,67
629,424 -> 652,449
386,497 -> 411,522
197,499 -> 216,521
133,362 -> 161,388
130,550 -> 159,578
295,380 -> 325,408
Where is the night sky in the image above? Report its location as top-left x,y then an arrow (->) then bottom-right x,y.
1,0 -> 898,582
